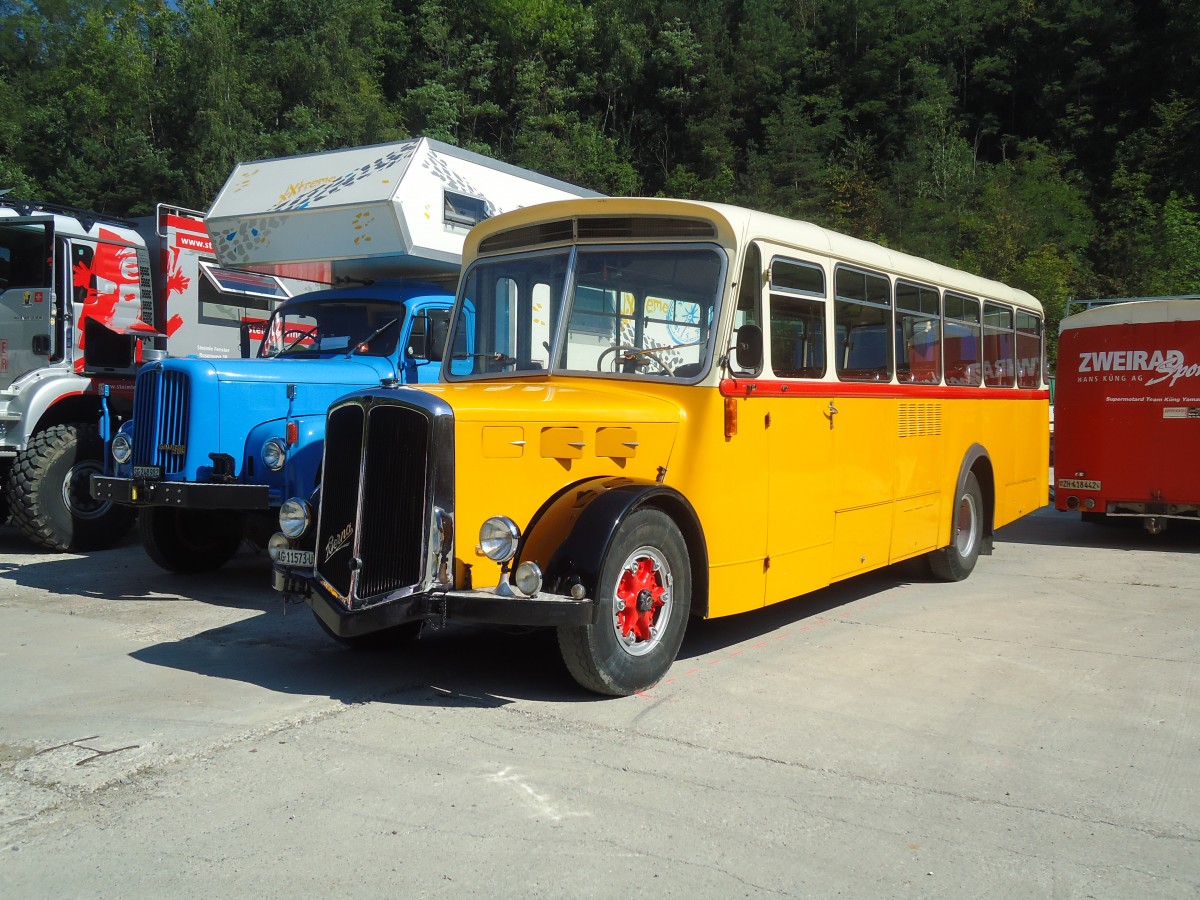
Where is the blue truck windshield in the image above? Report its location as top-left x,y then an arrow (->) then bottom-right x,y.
258,300 -> 406,358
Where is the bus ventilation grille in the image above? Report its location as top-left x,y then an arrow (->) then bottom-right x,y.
898,403 -> 942,437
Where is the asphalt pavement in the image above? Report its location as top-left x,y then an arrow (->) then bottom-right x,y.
0,506 -> 1197,897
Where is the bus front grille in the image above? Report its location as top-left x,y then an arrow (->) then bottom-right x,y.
315,400 -> 432,606
358,406 -> 430,598
314,404 -> 365,601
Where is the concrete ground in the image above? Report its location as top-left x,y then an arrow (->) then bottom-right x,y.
0,506 -> 1196,898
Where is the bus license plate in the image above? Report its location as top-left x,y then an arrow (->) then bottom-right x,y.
1057,478 -> 1101,491
133,466 -> 162,479
276,548 -> 315,568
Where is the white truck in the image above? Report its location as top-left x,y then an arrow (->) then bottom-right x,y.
0,200 -> 308,550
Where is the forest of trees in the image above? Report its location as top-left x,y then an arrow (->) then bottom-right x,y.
3,0 -> 1200,345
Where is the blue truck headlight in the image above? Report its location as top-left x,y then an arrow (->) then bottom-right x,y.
111,433 -> 133,465
262,438 -> 286,472
267,532 -> 291,561
279,498 -> 311,538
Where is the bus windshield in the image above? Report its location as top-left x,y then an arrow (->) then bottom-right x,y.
258,300 -> 406,359
447,245 -> 726,380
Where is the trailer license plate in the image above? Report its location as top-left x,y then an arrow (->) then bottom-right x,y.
1057,478 -> 1101,491
133,466 -> 162,479
276,548 -> 314,567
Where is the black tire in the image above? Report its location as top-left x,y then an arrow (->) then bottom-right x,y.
6,423 -> 135,551
0,461 -> 10,526
313,612 -> 421,649
138,506 -> 244,574
557,508 -> 692,696
928,471 -> 984,581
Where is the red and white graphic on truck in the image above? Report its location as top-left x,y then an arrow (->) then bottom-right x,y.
72,227 -> 148,372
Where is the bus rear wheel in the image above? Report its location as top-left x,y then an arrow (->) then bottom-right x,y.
928,471 -> 983,582
6,423 -> 135,551
557,508 -> 691,696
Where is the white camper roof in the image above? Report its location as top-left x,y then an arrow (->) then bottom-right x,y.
205,137 -> 601,284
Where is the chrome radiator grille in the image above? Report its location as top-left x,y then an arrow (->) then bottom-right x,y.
132,366 -> 189,473
315,400 -> 433,605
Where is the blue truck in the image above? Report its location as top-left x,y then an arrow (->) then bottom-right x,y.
91,137 -> 599,571
93,281 -> 458,571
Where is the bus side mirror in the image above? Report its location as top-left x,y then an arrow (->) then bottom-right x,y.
735,323 -> 763,371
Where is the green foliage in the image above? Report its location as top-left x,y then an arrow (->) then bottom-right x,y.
0,0 -> 1194,308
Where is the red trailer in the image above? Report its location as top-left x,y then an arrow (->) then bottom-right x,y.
1054,297 -> 1200,533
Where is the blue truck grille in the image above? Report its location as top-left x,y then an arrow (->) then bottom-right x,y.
316,401 -> 430,604
132,367 -> 190,473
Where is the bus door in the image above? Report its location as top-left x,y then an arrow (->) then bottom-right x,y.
761,255 -> 835,604
829,265 -> 896,578
890,281 -> 946,559
0,218 -> 55,390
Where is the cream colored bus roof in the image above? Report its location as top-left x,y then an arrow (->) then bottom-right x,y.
465,197 -> 1043,314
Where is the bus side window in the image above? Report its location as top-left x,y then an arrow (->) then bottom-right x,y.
834,265 -> 892,382
768,256 -> 826,379
943,291 -> 981,386
983,301 -> 1016,387
894,280 -> 941,385
770,294 -> 826,378
1016,311 -> 1043,388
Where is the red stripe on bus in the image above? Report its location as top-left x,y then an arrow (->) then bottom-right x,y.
718,378 -> 1050,401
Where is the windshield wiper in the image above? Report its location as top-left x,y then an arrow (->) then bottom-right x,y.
452,351 -> 518,366
346,317 -> 400,357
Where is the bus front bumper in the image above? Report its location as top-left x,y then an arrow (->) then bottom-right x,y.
273,565 -> 598,638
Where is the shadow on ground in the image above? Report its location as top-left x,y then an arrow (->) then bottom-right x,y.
0,523 -> 278,607
126,560 -> 921,708
998,504 -> 1200,553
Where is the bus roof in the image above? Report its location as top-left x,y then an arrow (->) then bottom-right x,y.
1059,296 -> 1200,332
464,197 -> 1044,315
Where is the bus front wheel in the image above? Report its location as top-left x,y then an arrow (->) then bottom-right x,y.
928,471 -> 983,582
557,508 -> 691,696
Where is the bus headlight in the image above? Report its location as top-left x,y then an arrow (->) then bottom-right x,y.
478,516 -> 520,563
111,432 -> 133,465
513,561 -> 543,595
279,498 -> 311,539
261,438 -> 287,472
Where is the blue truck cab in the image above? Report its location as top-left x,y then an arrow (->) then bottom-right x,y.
92,281 -> 464,572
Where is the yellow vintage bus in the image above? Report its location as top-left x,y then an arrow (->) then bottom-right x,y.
271,198 -> 1049,696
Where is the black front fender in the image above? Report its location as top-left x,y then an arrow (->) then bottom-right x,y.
515,476 -> 709,620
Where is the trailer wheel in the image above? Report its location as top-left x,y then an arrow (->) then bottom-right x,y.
139,507 -> 244,573
313,613 -> 421,649
928,471 -> 983,581
6,424 -> 135,551
557,508 -> 691,696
